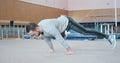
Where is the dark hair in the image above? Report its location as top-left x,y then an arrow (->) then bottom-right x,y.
26,22 -> 38,33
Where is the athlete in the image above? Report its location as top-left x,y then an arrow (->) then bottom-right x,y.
26,15 -> 116,55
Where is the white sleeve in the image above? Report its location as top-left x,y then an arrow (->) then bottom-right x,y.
43,37 -> 53,47
50,27 -> 69,48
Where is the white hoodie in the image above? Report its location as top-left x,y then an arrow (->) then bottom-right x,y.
38,15 -> 69,48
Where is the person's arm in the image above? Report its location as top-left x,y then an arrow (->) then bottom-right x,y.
43,37 -> 54,53
50,27 -> 69,48
51,27 -> 73,55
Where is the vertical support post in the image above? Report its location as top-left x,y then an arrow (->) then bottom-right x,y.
100,24 -> 103,33
1,30 -> 3,40
105,25 -> 107,34
114,0 -> 118,34
107,24 -> 110,34
18,28 -> 20,38
111,25 -> 114,34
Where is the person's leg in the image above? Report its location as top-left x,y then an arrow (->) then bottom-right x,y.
66,16 -> 108,39
66,16 -> 116,48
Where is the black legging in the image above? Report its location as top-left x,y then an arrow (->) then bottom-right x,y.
66,16 -> 108,39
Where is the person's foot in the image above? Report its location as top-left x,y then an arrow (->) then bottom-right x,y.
107,34 -> 116,49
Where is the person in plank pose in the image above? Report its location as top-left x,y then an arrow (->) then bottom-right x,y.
26,15 -> 116,55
